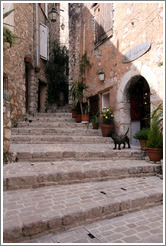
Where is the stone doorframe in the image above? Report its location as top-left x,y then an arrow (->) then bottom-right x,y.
115,62 -> 159,139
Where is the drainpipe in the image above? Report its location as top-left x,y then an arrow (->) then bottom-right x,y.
35,3 -> 39,67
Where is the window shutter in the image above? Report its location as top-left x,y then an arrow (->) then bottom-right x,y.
94,3 -> 113,45
40,23 -> 48,60
103,3 -> 113,38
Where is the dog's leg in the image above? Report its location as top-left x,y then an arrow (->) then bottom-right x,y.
123,142 -> 126,148
113,143 -> 116,150
118,144 -> 121,150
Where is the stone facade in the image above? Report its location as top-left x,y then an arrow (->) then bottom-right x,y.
69,3 -> 163,141
3,3 -> 60,153
3,3 -> 60,121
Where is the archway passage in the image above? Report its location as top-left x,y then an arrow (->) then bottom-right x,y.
128,76 -> 150,145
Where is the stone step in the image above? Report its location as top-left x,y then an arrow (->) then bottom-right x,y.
3,160 -> 161,191
22,115 -> 76,123
11,127 -> 100,136
21,205 -> 163,244
9,143 -> 145,162
17,121 -> 89,128
35,112 -> 72,117
3,176 -> 163,243
11,134 -> 113,144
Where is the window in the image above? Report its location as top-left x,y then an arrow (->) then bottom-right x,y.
93,3 -> 113,46
40,23 -> 49,60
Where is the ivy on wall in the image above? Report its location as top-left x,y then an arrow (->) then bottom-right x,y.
46,40 -> 69,106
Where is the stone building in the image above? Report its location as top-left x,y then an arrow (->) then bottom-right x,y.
69,2 -> 164,144
3,3 -> 60,152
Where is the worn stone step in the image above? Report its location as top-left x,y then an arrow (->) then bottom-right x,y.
21,116 -> 76,123
3,160 -> 161,191
35,112 -> 72,117
21,205 -> 163,244
11,127 -> 100,136
9,143 -> 145,162
11,134 -> 112,144
17,121 -> 89,128
3,176 -> 163,243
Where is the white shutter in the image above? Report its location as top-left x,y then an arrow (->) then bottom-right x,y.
40,23 -> 48,60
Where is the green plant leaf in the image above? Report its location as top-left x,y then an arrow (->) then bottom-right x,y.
3,8 -> 15,19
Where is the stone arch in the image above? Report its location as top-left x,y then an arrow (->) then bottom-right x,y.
115,63 -> 157,142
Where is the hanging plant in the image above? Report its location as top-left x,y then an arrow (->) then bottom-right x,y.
3,8 -> 22,47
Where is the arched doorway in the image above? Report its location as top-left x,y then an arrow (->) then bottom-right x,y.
128,75 -> 150,145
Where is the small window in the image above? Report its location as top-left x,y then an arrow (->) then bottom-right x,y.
93,3 -> 113,46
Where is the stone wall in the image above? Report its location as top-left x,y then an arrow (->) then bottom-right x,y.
3,3 -> 34,121
3,99 -> 11,153
69,3 -> 163,134
3,3 -> 61,119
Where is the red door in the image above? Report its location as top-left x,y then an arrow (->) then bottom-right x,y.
130,90 -> 142,121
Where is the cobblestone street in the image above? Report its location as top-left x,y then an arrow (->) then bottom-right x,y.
23,205 -> 163,244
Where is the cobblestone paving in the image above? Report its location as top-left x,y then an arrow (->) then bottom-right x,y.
3,176 -> 162,242
23,205 -> 163,244
4,160 -> 161,190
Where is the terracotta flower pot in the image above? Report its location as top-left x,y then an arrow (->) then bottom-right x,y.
72,108 -> 77,118
81,114 -> 89,122
147,148 -> 163,162
93,123 -> 99,129
139,140 -> 148,150
76,114 -> 82,123
24,56 -> 31,63
101,124 -> 114,137
35,66 -> 41,72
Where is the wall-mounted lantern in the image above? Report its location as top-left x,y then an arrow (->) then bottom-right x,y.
48,4 -> 58,22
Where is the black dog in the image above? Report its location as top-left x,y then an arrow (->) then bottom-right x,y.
107,128 -> 131,150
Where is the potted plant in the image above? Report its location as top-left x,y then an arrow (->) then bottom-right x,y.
35,66 -> 41,73
71,101 -> 77,118
24,55 -> 31,63
70,80 -> 89,118
147,105 -> 163,162
89,113 -> 100,129
97,70 -> 105,81
81,102 -> 90,122
100,107 -> 114,137
133,128 -> 149,150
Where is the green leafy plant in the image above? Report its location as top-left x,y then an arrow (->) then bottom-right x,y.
147,110 -> 163,148
90,112 -> 100,126
133,128 -> 150,140
3,8 -> 22,46
79,51 -> 91,82
97,69 -> 105,75
101,107 -> 114,125
70,80 -> 89,115
46,40 -> 69,106
71,101 -> 77,109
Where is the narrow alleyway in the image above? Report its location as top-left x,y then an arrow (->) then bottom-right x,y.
3,106 -> 163,243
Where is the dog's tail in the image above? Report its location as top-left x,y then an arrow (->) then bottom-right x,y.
125,128 -> 129,136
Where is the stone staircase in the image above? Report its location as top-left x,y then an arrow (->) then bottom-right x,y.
3,106 -> 163,243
